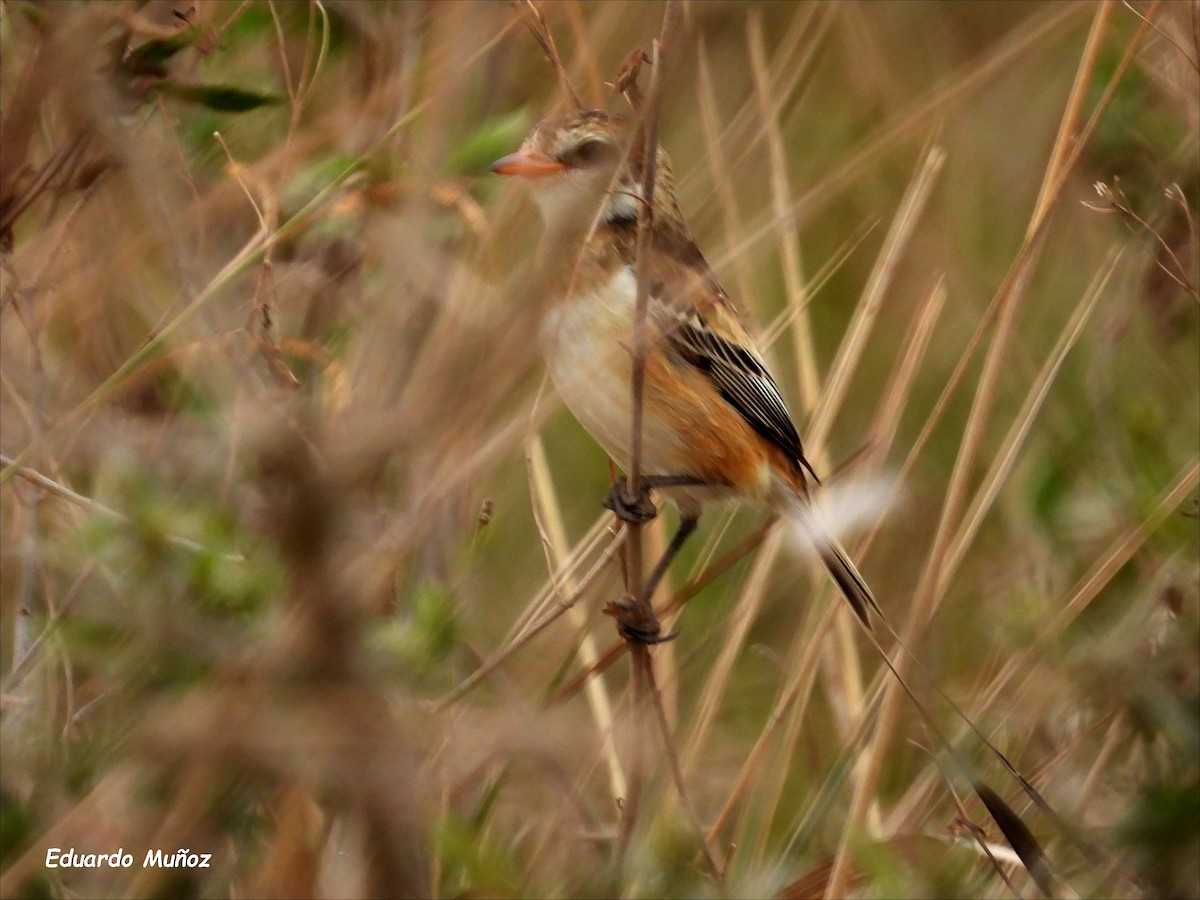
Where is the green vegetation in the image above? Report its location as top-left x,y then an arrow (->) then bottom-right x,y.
1,2 -> 1196,897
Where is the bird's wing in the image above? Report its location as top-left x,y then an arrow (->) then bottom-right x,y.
645,230 -> 818,482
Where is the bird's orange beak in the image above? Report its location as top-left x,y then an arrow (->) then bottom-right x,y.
490,150 -> 565,179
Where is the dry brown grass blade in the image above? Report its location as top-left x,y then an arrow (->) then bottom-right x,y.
246,785 -> 326,900
939,247 -> 1122,592
745,141 -> 945,863
861,277 -> 948,474
746,10 -> 822,414
705,581 -> 843,849
611,4 -> 682,878
561,2 -> 605,105
643,652 -> 728,888
1,94 -> 435,482
826,5 -> 1129,894
691,3 -> 1087,276
0,133 -> 90,243
759,218 -> 883,352
695,40 -> 755,316
850,248 -> 1124,856
644,515 -> 678,723
777,858 -> 867,900
547,517 -> 778,708
0,452 -> 244,562
735,23 -> 942,865
528,436 -> 627,801
681,527 -> 786,775
0,18 -> 84,245
4,3 -> 1193,896
984,455 -> 1200,713
702,272 -> 944,855
429,525 -> 626,712
805,142 -> 946,454
678,1 -> 841,203
1030,1 -> 1117,233
616,643 -> 650,875
621,28 -> 666,599
515,0 -> 584,110
1071,715 -> 1129,821
507,505 -> 612,638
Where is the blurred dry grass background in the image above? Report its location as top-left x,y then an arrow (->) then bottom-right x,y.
1,1 -> 1197,897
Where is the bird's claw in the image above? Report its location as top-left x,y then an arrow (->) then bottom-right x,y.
603,482 -> 658,524
604,597 -> 678,645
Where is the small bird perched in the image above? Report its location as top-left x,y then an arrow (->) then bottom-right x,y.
492,109 -> 876,639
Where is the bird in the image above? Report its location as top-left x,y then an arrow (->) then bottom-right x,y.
492,108 -> 877,641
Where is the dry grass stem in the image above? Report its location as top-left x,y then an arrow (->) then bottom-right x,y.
825,9 -> 1155,895
3,4 -> 1194,897
747,11 -> 821,415
431,524 -> 626,712
528,436 -> 627,801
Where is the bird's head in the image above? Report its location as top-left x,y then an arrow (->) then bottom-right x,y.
491,109 -> 680,233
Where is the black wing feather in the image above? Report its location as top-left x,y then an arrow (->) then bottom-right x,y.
669,319 -> 819,483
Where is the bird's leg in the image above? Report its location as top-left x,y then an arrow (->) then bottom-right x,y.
643,474 -> 709,490
603,474 -> 707,524
639,512 -> 699,604
607,513 -> 700,644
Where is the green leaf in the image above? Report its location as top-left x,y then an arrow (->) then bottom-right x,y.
156,82 -> 282,113
124,30 -> 197,75
446,110 -> 531,176
282,153 -> 362,215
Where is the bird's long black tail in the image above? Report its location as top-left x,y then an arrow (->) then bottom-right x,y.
790,499 -> 880,627
819,536 -> 878,629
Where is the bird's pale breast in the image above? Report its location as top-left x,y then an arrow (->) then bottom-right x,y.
541,266 -> 776,512
542,267 -> 667,466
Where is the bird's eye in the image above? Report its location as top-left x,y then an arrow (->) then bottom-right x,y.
565,139 -> 610,166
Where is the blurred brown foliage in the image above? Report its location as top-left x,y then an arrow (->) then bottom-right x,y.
1,2 -> 1197,898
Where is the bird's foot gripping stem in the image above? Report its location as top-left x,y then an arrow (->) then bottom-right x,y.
603,482 -> 658,524
603,474 -> 706,525
604,596 -> 677,645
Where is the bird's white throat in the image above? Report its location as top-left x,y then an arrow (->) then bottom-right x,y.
529,172 -> 641,235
